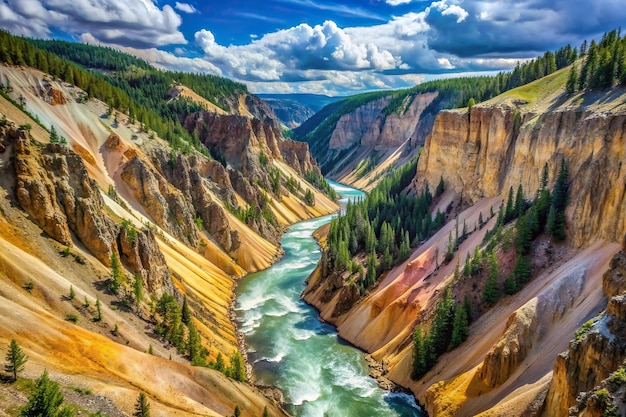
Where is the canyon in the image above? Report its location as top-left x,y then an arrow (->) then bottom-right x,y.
0,59 -> 338,416
303,68 -> 626,416
1,33 -> 626,417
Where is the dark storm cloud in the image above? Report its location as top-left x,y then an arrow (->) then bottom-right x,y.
425,0 -> 626,58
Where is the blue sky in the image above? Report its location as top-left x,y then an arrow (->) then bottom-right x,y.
0,0 -> 624,95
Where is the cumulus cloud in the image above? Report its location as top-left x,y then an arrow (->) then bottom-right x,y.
193,20 -> 397,82
0,0 -> 186,47
425,0 -> 626,57
174,2 -> 197,14
2,0 -> 624,96
429,0 -> 468,23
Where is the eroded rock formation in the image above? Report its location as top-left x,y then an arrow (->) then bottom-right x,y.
14,132 -> 118,265
545,237 -> 626,417
120,155 -> 199,247
416,105 -> 626,247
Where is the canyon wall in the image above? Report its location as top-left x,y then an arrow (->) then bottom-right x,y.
544,236 -> 626,417
302,91 -> 439,189
416,103 -> 626,247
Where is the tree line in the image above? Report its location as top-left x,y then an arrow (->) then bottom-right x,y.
567,29 -> 626,93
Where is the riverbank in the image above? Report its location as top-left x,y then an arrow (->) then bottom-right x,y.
304,223 -> 420,402
233,181 -> 423,417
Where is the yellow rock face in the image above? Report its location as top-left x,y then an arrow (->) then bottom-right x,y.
416,100 -> 626,247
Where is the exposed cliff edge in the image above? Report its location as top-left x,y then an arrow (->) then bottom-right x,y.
544,236 -> 626,417
304,70 -> 626,416
415,99 -> 626,247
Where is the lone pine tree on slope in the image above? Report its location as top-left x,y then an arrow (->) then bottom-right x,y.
4,339 -> 27,381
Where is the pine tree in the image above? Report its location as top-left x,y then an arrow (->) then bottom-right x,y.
513,256 -> 532,285
503,273 -> 519,295
181,296 -> 191,325
504,186 -> 515,223
95,298 -> 102,322
365,251 -> 379,288
133,393 -> 150,417
482,251 -> 500,305
187,322 -> 206,366
69,285 -> 75,300
109,252 -> 124,295
548,158 -> 569,240
4,339 -> 27,381
20,370 -> 73,417
411,326 -> 428,380
133,274 -> 143,307
262,406 -> 270,417
398,230 -> 411,263
444,231 -> 455,263
214,352 -> 225,372
435,175 -> 445,197
229,351 -> 246,382
566,63 -> 578,94
231,405 -> 241,417
515,214 -> 533,256
463,252 -> 471,277
430,289 -> 454,355
449,305 -> 469,350
49,126 -> 59,143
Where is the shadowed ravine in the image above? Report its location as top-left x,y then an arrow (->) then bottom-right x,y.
235,181 -> 425,417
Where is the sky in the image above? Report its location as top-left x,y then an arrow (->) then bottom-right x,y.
0,0 -> 624,96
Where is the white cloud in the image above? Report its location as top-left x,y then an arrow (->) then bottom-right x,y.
174,2 -> 196,14
386,0 -> 412,5
429,0 -> 469,23
437,57 -> 454,69
193,20 -> 397,82
0,0 -> 186,47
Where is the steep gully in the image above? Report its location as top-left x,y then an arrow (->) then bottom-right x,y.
235,181 -> 425,417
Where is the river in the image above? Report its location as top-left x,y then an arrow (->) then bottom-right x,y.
234,180 -> 425,417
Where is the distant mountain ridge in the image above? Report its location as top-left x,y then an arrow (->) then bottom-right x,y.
258,93 -> 343,128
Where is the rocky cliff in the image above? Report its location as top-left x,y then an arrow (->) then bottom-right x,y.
544,236 -> 626,417
415,93 -> 626,247
297,91 -> 440,190
14,130 -> 118,265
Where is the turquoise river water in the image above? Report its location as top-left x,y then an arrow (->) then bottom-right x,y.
235,181 -> 425,417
